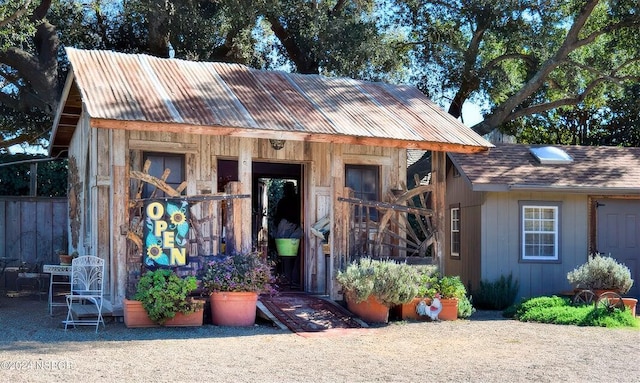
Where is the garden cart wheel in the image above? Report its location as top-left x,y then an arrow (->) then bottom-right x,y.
572,289 -> 596,305
595,291 -> 625,312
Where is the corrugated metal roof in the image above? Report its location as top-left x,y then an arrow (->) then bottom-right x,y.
52,48 -> 493,153
449,144 -> 640,193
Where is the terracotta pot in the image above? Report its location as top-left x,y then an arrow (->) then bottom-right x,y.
59,255 -> 73,266
209,292 -> 258,326
396,297 -> 432,321
123,299 -> 204,327
438,298 -> 458,321
621,298 -> 637,317
346,294 -> 389,323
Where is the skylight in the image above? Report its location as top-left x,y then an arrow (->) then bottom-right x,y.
529,146 -> 573,165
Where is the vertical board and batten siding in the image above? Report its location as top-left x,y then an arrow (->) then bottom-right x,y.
0,197 -> 68,265
87,127 -> 404,300
445,161 -> 484,291
481,192 -> 589,298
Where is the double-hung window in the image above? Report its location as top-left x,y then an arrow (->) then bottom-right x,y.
450,206 -> 460,258
520,202 -> 560,262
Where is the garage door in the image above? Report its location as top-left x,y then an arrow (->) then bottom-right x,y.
596,198 -> 640,299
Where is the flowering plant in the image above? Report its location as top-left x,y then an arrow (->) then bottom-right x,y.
200,252 -> 275,294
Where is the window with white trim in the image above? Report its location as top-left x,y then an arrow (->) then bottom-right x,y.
450,206 -> 460,257
521,203 -> 560,261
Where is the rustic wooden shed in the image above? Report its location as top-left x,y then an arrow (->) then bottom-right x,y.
49,48 -> 492,306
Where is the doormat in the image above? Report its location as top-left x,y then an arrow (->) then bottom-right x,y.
259,293 -> 368,336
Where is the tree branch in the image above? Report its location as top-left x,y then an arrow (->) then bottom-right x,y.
0,0 -> 32,28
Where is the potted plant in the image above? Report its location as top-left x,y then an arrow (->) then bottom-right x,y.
415,273 -> 469,321
200,252 -> 275,326
274,219 -> 303,256
394,265 -> 439,321
567,254 -> 633,294
124,269 -> 204,327
336,257 -> 420,323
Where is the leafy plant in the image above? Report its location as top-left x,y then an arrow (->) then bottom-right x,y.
567,254 -> 633,294
457,295 -> 476,319
437,275 -> 467,300
336,257 -> 421,307
507,296 -> 638,328
200,252 -> 275,294
133,269 -> 202,325
472,274 -> 520,310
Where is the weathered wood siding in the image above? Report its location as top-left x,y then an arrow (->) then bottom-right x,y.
0,197 -> 68,265
481,192 -> 588,298
77,127 -> 406,301
445,161 -> 483,291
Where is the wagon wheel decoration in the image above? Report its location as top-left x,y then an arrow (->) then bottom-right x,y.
373,174 -> 435,258
572,289 -> 596,306
595,291 -> 625,312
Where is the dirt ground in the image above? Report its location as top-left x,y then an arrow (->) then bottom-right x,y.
1,294 -> 639,383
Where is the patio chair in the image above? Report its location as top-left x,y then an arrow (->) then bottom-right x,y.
63,256 -> 105,332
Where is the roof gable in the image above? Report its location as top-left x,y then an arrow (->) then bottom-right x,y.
50,48 -> 492,155
449,144 -> 640,194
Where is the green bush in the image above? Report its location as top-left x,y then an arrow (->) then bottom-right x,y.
336,257 -> 421,307
507,296 -> 638,328
458,295 -> 476,319
134,269 -> 202,325
567,254 -> 634,293
472,274 -> 520,310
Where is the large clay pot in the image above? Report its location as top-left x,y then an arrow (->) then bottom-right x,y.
438,298 -> 459,321
123,299 -> 204,327
395,297 -> 432,321
209,292 -> 259,326
345,294 -> 389,323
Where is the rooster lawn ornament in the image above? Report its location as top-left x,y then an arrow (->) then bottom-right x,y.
416,293 -> 443,321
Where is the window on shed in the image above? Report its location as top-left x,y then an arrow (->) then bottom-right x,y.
345,165 -> 380,220
450,206 -> 460,258
142,153 -> 185,198
520,202 -> 561,262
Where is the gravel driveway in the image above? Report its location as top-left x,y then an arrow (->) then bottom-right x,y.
1,295 -> 639,382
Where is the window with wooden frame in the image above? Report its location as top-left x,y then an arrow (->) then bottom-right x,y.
520,202 -> 561,262
450,205 -> 460,258
345,165 -> 380,220
142,153 -> 185,198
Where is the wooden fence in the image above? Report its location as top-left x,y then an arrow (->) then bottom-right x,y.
0,197 -> 68,266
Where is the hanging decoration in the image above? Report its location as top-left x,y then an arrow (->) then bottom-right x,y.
143,199 -> 190,268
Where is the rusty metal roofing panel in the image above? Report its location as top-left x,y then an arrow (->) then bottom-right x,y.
59,48 -> 493,151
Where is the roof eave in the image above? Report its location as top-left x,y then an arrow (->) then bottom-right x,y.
91,117 -> 492,153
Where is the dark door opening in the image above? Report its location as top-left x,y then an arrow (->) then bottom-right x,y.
217,159 -> 304,290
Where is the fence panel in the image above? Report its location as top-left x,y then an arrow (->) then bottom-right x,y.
0,197 -> 68,266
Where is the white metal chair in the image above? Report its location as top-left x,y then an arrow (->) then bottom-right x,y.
63,256 -> 105,332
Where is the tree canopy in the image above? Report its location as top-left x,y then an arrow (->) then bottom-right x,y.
1,0 -> 639,155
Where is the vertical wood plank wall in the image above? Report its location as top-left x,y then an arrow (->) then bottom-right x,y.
481,192 -> 588,298
74,127 -> 408,302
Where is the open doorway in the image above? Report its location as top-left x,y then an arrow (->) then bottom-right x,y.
217,159 -> 304,290
253,162 -> 303,291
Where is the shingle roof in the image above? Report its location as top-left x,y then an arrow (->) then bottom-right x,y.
449,144 -> 640,194
50,48 -> 492,155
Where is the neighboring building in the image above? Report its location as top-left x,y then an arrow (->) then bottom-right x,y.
446,144 -> 640,299
49,48 -> 492,306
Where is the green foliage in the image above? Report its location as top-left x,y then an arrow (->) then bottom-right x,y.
457,295 -> 476,319
508,296 -> 638,328
437,275 -> 467,300
337,257 -> 421,307
567,254 -> 634,294
0,154 -> 67,196
200,252 -> 275,294
133,269 -> 201,325
472,274 -> 520,310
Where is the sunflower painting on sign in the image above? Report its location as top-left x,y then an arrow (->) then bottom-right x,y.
143,199 -> 190,268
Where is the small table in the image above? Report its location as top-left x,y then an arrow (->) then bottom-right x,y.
43,265 -> 72,316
